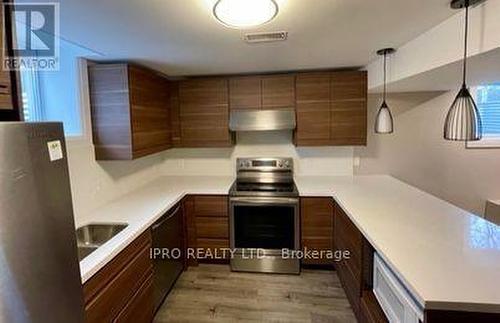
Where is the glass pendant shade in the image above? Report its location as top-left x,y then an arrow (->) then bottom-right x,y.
375,48 -> 396,134
375,101 -> 394,134
444,0 -> 484,141
444,86 -> 482,141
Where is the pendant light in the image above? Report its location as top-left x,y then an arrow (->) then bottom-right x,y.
375,48 -> 396,134
443,0 -> 483,141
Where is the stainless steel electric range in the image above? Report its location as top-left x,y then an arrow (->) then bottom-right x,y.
229,158 -> 300,274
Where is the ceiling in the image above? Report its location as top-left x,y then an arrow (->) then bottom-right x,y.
23,0 -> 457,76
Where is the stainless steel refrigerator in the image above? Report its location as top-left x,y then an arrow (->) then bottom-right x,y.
0,122 -> 84,323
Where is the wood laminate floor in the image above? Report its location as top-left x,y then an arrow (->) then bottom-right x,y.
153,264 -> 356,323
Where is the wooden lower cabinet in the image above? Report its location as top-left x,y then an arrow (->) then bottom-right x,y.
300,197 -> 334,265
184,195 -> 229,265
83,231 -> 154,323
360,291 -> 389,323
334,203 -> 388,323
113,273 -> 154,323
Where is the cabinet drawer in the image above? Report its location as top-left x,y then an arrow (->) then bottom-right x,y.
335,205 -> 362,262
193,196 -> 228,217
335,234 -> 362,282
84,239 -> 153,322
195,216 -> 229,239
83,231 -> 151,303
336,257 -> 361,314
113,271 -> 154,323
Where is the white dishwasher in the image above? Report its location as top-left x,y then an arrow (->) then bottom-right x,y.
373,253 -> 424,323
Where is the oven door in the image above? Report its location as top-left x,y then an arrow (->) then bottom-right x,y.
230,197 -> 299,252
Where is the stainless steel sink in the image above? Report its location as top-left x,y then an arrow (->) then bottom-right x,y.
76,223 -> 128,261
77,245 -> 98,261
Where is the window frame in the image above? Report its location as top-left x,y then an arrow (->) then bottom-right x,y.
466,85 -> 500,149
65,58 -> 92,145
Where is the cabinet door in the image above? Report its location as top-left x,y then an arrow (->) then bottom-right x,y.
88,64 -> 133,160
184,195 -> 229,264
169,82 -> 182,147
334,203 -> 363,317
295,73 -> 331,146
301,197 -> 334,265
83,232 -> 153,323
89,63 -> 172,160
229,76 -> 261,110
330,71 -> 367,146
179,78 -> 232,147
128,65 -> 171,158
113,273 -> 154,323
261,75 -> 295,109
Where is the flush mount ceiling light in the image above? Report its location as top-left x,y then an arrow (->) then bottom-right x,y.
443,0 -> 485,141
375,48 -> 396,134
213,0 -> 279,29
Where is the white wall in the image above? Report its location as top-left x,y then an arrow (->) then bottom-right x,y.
66,143 -> 166,224
355,92 -> 500,218
159,131 -> 353,177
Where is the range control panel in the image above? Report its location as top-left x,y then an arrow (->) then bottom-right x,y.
236,158 -> 293,172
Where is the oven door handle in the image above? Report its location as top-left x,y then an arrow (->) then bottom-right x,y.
230,197 -> 299,205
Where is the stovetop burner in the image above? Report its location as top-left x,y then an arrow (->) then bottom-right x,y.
229,158 -> 298,198
229,181 -> 299,197
236,183 -> 296,193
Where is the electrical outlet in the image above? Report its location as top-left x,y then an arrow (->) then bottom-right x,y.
353,157 -> 360,167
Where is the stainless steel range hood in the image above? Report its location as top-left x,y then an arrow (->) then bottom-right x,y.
229,109 -> 296,132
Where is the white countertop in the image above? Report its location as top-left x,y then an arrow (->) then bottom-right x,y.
297,175 -> 500,313
77,176 -> 234,283
78,174 -> 500,313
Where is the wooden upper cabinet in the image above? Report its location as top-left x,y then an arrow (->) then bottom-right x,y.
262,74 -> 295,109
295,73 -> 331,146
128,65 -> 171,157
295,71 -> 367,147
229,76 -> 261,110
178,78 -> 233,147
229,74 -> 295,110
88,63 -> 171,160
180,78 -> 228,108
330,71 -> 367,146
296,72 -> 330,102
169,82 -> 182,147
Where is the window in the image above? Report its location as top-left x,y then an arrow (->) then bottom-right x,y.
467,84 -> 500,148
14,17 -> 99,137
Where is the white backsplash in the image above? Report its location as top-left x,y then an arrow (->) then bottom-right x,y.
159,131 -> 354,176
67,131 -> 353,223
